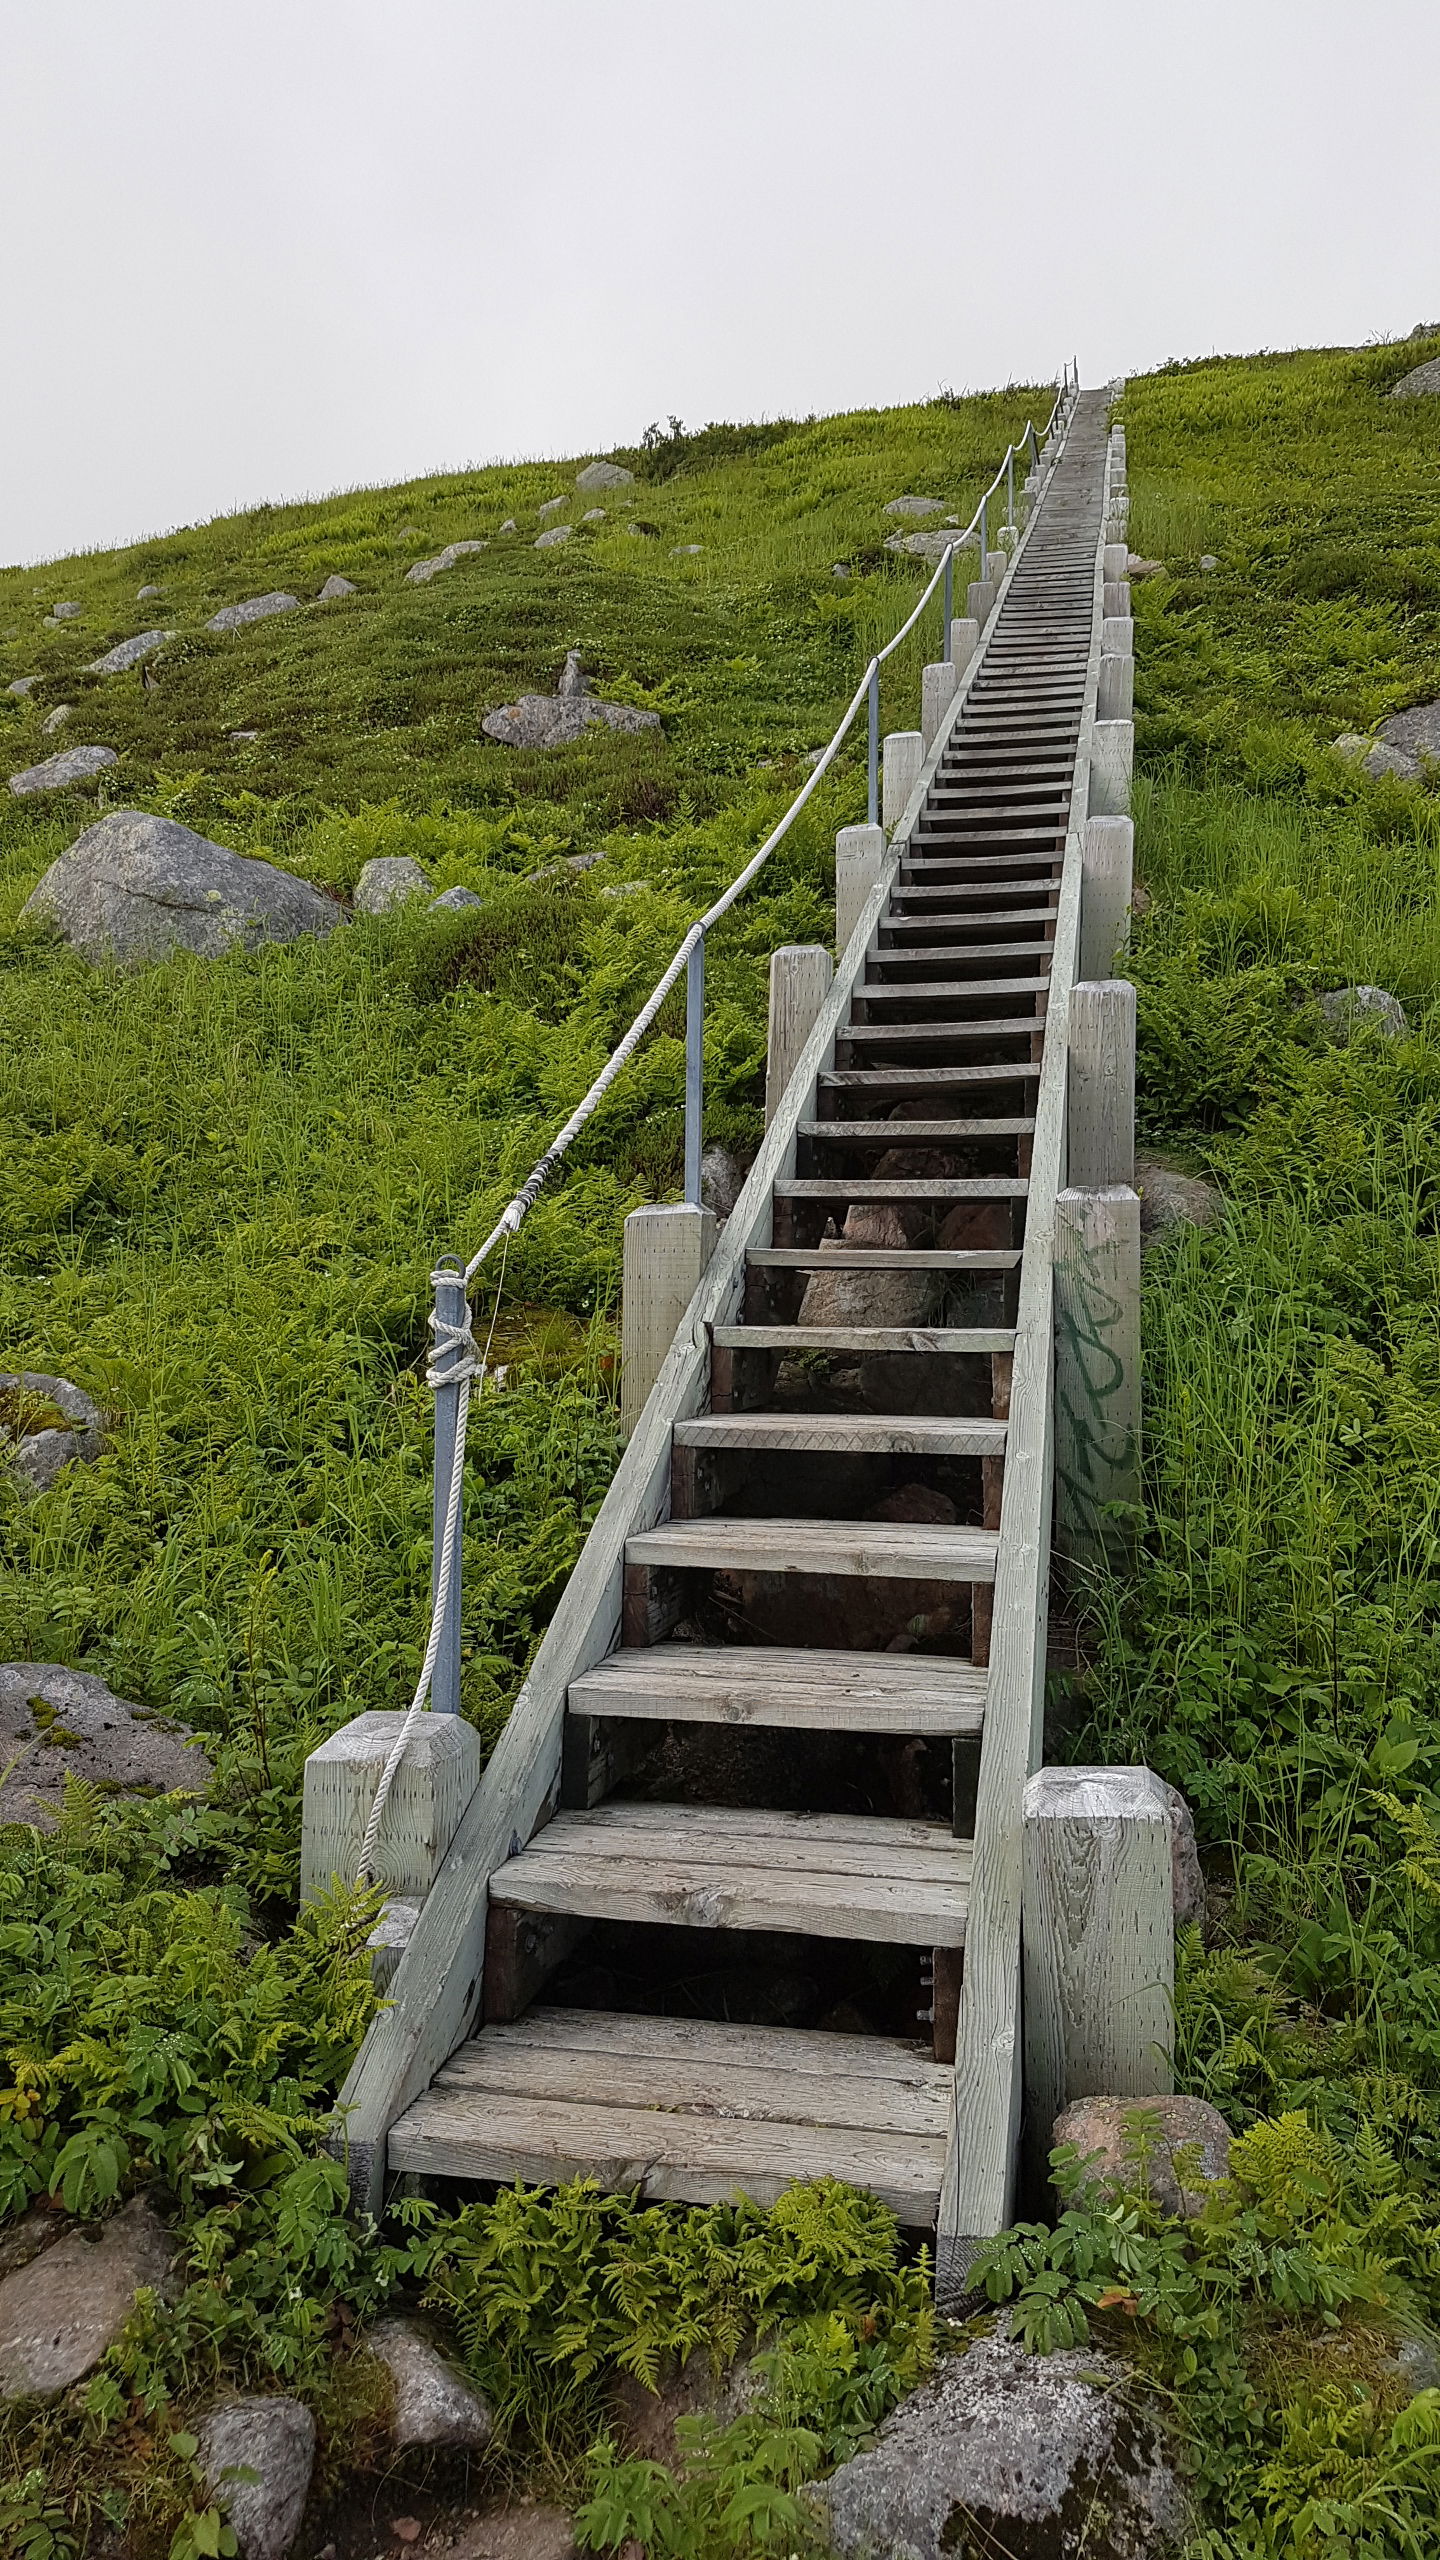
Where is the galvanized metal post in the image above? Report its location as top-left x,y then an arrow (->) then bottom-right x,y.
684,932 -> 705,1206
1007,448 -> 1015,528
866,662 -> 880,826
430,1254 -> 466,1716
942,548 -> 953,661
979,491 -> 987,581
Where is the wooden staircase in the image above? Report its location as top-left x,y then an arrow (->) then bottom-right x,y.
344,391 -> 1115,2258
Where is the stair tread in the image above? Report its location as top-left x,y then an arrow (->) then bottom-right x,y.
799,1117 -> 1035,1138
626,1514 -> 1000,1583
774,1177 -> 1029,1197
711,1322 -> 1015,1352
571,1640 -> 989,1730
858,976 -> 1052,1001
868,947 -> 1051,968
748,1245 -> 1021,1268
387,2011 -> 951,2220
820,1063 -> 1042,1085
840,1019 -> 1045,1043
489,1801 -> 974,1942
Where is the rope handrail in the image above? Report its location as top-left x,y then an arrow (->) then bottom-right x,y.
354,360 -> 1080,1876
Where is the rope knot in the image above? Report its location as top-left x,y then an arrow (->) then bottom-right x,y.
426,1303 -> 481,1391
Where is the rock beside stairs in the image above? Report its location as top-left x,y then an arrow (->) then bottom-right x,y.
0,1662 -> 212,1827
199,2397 -> 315,2560
9,744 -> 117,796
0,1369 -> 103,1493
818,2324 -> 1189,2559
22,809 -> 342,965
205,592 -> 301,633
368,2317 -> 493,2450
0,2198 -> 175,2399
1053,2094 -> 1234,2218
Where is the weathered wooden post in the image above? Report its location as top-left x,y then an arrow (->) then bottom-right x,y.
1088,718 -> 1134,820
1054,1184 -> 1141,1567
921,660 -> 959,750
1102,542 -> 1129,584
1022,1764 -> 1175,2180
948,614 -> 981,674
302,1710 -> 482,1982
835,822 -> 887,955
1097,648 -> 1133,723
1067,980 -> 1136,1186
620,1203 -> 716,1438
882,730 -> 924,833
967,576 -> 996,626
1079,815 -> 1135,981
765,945 -> 832,1125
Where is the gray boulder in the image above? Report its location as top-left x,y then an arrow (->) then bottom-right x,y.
9,745 -> 117,796
368,2317 -> 493,2450
1378,697 -> 1440,768
5,677 -> 36,696
449,2512 -> 576,2560
41,705 -> 72,735
205,592 -> 301,634
1054,2094 -> 1234,2218
537,495 -> 569,519
670,543 -> 702,556
884,495 -> 946,517
818,2325 -> 1189,2559
1199,553 -> 1219,571
1363,741 -> 1418,780
557,648 -> 589,697
535,525 -> 573,549
1156,1777 -> 1204,1927
316,574 -> 357,600
481,693 -> 660,748
581,507 -> 607,524
354,855 -> 429,914
1133,1155 -> 1219,1247
405,540 -> 487,586
1317,984 -> 1408,1041
1392,357 -> 1440,399
799,1212 -> 932,1330
52,602 -> 82,621
701,1145 -> 748,1221
888,530 -> 957,564
1,1369 -> 102,1494
0,2199 -> 175,2399
431,884 -> 485,912
22,809 -> 342,965
136,584 -> 162,600
199,2397 -> 315,2560
0,1663 -> 212,1828
576,460 -> 635,490
87,628 -> 175,676
498,518 -> 518,535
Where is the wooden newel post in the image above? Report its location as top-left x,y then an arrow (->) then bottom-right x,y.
1088,719 -> 1134,818
835,823 -> 887,957
882,731 -> 924,833
765,945 -> 832,1125
921,660 -> 959,749
620,1204 -> 716,1438
1022,1764 -> 1175,2185
1079,816 -> 1135,980
1067,979 -> 1136,1186
1054,1184 -> 1141,1568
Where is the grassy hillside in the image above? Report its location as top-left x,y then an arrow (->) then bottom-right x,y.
8,343 -> 1440,2552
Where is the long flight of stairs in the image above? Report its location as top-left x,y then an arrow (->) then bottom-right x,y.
388,396 -> 1111,2226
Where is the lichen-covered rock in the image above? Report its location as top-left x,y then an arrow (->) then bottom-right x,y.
199,2397 -> 314,2560
481,692 -> 659,748
0,2199 -> 175,2399
368,2317 -> 493,2449
1133,1155 -> 1219,1247
581,507 -> 607,524
9,744 -> 117,796
5,677 -> 36,696
537,495 -> 569,519
354,855 -> 429,914
0,1370 -> 102,1493
884,494 -> 946,517
431,884 -> 485,912
1378,697 -> 1440,767
316,574 -> 357,600
1054,2094 -> 1234,2218
86,628 -> 174,676
51,602 -> 83,621
1391,356 -> 1440,399
576,459 -> 635,490
535,525 -> 573,550
205,592 -> 301,633
405,540 -> 487,585
41,705 -> 72,734
557,649 -> 589,698
0,1662 -> 211,1827
136,583 -> 163,600
22,809 -> 342,965
818,2326 -> 1189,2558
1317,984 -> 1408,1041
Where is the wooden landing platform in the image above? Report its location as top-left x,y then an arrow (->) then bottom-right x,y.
387,2008 -> 951,2223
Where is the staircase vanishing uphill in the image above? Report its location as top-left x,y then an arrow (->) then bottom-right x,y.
387,397 -> 1112,2226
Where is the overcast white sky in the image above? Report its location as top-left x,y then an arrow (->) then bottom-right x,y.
4,0 -> 1437,568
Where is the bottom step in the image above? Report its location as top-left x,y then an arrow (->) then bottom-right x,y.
387,2008 -> 950,2224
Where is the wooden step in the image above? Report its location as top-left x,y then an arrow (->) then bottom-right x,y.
774,1177 -> 1028,1200
819,1063 -> 1041,1092
710,1323 -> 1015,1354
840,1018 -> 1044,1046
489,1802 -> 974,1944
571,1640 -> 989,1730
856,976 -> 1051,1004
387,2009 -> 951,2222
625,1515 -> 1000,1583
868,946 -> 1051,970
748,1245 -> 1021,1270
798,1117 -> 1035,1141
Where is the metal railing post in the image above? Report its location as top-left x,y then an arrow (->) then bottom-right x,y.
684,933 -> 705,1205
430,1254 -> 466,1716
867,662 -> 880,825
979,491 -> 987,579
943,548 -> 953,660
1007,448 -> 1015,528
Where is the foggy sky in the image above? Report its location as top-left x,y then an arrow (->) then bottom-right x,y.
4,0 -> 1436,567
